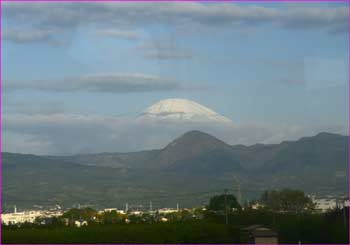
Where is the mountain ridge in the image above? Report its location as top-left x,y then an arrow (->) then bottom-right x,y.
41,130 -> 348,171
3,130 -> 347,209
4,130 -> 347,172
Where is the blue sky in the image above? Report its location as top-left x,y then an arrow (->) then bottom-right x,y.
2,2 -> 348,154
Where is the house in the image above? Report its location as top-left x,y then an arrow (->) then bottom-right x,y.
251,203 -> 265,210
310,197 -> 350,213
130,210 -> 143,216
160,217 -> 168,222
74,220 -> 88,227
243,225 -> 278,244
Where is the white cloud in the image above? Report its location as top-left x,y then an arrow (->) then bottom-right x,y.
138,40 -> 193,60
4,73 -> 183,93
3,3 -> 347,44
4,101 -> 65,115
281,6 -> 347,33
3,131 -> 55,155
95,29 -> 142,40
3,29 -> 56,43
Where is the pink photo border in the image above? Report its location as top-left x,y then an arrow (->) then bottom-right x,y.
0,0 -> 348,244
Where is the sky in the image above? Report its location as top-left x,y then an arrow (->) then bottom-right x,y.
2,2 -> 349,155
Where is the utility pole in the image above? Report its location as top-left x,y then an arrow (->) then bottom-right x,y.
150,201 -> 152,212
234,176 -> 242,205
224,189 -> 228,225
237,181 -> 242,205
343,202 -> 347,236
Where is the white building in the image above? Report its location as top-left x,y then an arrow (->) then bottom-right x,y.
158,208 -> 178,214
251,203 -> 265,210
99,208 -> 125,214
314,198 -> 337,212
2,209 -> 62,225
74,220 -> 88,227
160,217 -> 168,222
130,210 -> 143,216
312,197 -> 350,212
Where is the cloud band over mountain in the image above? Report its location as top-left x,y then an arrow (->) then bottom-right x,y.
4,112 -> 346,155
4,73 -> 184,93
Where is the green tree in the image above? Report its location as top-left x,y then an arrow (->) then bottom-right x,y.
61,207 -> 97,222
100,210 -> 125,224
208,194 -> 241,211
260,189 -> 315,213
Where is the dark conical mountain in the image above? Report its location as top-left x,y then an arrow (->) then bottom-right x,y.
149,130 -> 242,172
164,130 -> 232,153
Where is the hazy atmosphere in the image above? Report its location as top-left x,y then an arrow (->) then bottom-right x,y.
3,2 -> 348,155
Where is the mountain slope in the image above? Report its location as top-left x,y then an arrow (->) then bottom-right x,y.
2,153 -> 133,208
54,131 -> 347,175
229,132 -> 348,173
150,130 -> 242,173
49,150 -> 160,169
260,132 -> 348,172
54,130 -> 243,174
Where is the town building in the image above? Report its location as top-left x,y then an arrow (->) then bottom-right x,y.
2,208 -> 62,225
157,208 -> 179,214
74,220 -> 88,227
98,208 -> 125,214
243,225 -> 278,244
311,196 -> 350,213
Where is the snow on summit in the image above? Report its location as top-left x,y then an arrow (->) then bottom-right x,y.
138,98 -> 232,123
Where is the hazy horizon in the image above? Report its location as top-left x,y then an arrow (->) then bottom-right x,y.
3,129 -> 348,157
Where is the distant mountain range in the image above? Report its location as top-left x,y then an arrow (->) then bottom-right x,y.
3,131 -> 348,211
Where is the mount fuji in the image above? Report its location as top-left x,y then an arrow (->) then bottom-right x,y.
138,98 -> 231,123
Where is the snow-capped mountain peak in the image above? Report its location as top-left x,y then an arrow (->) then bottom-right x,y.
138,98 -> 231,123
